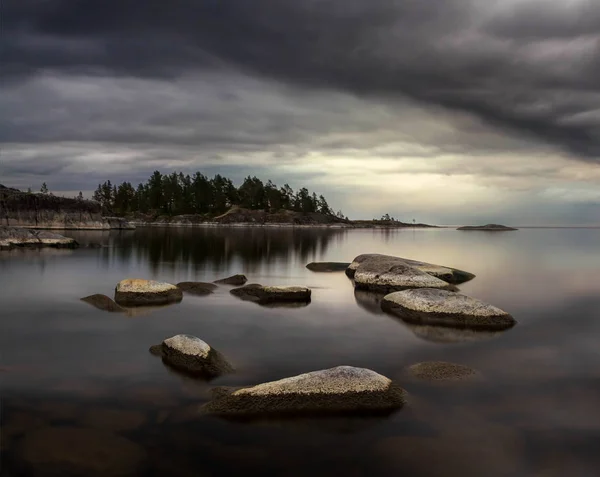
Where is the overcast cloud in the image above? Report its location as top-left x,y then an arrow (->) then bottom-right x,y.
1,0 -> 599,224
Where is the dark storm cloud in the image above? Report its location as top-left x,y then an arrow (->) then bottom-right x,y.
2,0 -> 599,158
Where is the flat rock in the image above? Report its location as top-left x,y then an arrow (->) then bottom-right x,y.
16,427 -> 147,476
150,334 -> 234,378
176,281 -> 217,295
346,253 -> 475,284
306,262 -> 351,272
354,261 -> 456,293
382,288 -> 516,330
213,274 -> 248,286
201,366 -> 406,418
0,226 -> 78,250
457,224 -> 518,231
81,294 -> 126,313
114,278 -> 182,307
407,361 -> 478,382
230,284 -> 311,304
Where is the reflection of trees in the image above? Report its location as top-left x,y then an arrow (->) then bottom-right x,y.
97,227 -> 347,273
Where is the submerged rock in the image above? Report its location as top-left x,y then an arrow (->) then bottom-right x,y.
306,262 -> 351,272
16,427 -> 147,476
346,253 -> 475,284
230,284 -> 311,304
176,281 -> 218,295
214,274 -> 248,286
382,289 -> 516,330
354,261 -> 456,293
150,334 -> 234,378
80,294 -> 126,313
457,224 -> 518,231
201,366 -> 406,418
0,226 -> 78,250
407,361 -> 478,382
402,323 -> 508,343
114,279 -> 183,307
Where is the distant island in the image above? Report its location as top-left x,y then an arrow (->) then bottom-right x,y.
457,224 -> 518,231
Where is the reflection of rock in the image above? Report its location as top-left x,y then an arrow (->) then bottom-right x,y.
176,281 -> 217,295
80,408 -> 147,432
17,427 -> 147,477
214,274 -> 248,286
0,226 -> 78,250
306,262 -> 351,272
230,284 -> 311,305
346,253 -> 475,284
202,366 -> 406,419
355,261 -> 455,293
407,361 -> 478,382
354,289 -> 387,315
81,294 -> 126,313
457,224 -> 518,231
402,322 -> 506,343
382,289 -> 516,330
150,334 -> 234,378
114,278 -> 183,307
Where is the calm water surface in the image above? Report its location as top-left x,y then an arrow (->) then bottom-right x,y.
2,227 -> 600,476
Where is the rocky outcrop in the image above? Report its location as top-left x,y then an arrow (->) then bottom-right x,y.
114,279 -> 183,307
407,361 -> 478,381
0,226 -> 78,250
230,284 -> 312,304
81,294 -> 127,313
201,366 -> 406,418
103,217 -> 136,230
354,261 -> 457,293
149,334 -> 234,378
176,281 -> 218,295
306,262 -> 351,272
214,274 -> 248,286
346,254 -> 475,284
0,185 -> 134,229
381,289 -> 516,330
457,224 -> 518,231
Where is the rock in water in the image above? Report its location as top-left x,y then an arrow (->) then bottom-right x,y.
354,261 -> 456,293
81,294 -> 126,313
114,279 -> 182,307
176,281 -> 218,295
381,288 -> 516,330
306,262 -> 351,272
457,224 -> 518,231
202,366 -> 406,418
407,361 -> 478,382
16,427 -> 147,476
150,334 -> 234,378
230,284 -> 311,304
214,274 -> 248,286
0,226 -> 78,250
346,253 -> 475,284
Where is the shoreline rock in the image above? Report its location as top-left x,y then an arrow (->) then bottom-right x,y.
114,279 -> 183,307
381,288 -> 516,330
230,284 -> 312,304
0,226 -> 78,250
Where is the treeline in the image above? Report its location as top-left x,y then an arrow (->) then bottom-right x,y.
92,171 -> 346,218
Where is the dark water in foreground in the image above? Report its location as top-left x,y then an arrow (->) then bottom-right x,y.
1,227 -> 600,476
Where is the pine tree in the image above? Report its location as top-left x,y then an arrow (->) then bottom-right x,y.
40,183 -> 49,194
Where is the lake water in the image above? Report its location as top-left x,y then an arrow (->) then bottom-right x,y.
2,227 -> 600,476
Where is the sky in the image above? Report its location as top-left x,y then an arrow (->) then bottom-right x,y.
1,0 -> 599,225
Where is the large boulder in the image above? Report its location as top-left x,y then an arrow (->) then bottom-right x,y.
201,366 -> 406,418
230,284 -> 311,304
16,427 -> 147,476
306,262 -> 351,272
346,253 -> 475,284
214,274 -> 248,286
0,226 -> 78,250
354,261 -> 456,293
176,281 -> 218,295
381,289 -> 516,330
149,334 -> 234,378
81,294 -> 126,313
114,279 -> 182,307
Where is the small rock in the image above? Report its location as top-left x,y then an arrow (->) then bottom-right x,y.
81,294 -> 127,313
150,334 -> 234,378
382,288 -> 516,330
354,261 -> 456,293
230,284 -> 311,304
407,361 -> 478,382
114,278 -> 183,307
176,282 -> 217,295
201,366 -> 406,418
306,262 -> 351,272
213,274 -> 248,286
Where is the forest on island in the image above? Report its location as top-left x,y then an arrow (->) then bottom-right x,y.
89,171 -> 346,218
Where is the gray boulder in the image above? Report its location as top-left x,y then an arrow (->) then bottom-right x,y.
214,274 -> 248,286
381,288 -> 516,330
114,279 -> 183,307
354,261 -> 456,293
306,262 -> 351,272
150,334 -> 234,378
176,282 -> 218,295
346,253 -> 475,284
230,284 -> 311,304
201,366 -> 406,418
81,294 -> 126,313
0,226 -> 78,250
